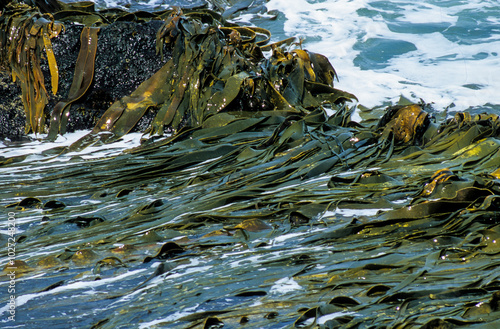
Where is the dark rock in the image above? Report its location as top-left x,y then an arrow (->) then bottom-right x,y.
44,19 -> 170,134
1,17 -> 170,140
0,71 -> 26,140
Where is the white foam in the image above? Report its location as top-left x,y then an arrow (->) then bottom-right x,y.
323,207 -> 391,218
64,132 -> 144,159
271,231 -> 309,244
0,268 -> 146,317
269,277 -> 302,294
0,131 -> 144,164
0,130 -> 88,159
138,304 -> 200,329
266,0 -> 500,110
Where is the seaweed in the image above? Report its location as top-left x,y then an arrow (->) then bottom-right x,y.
2,1 -> 500,329
1,1 -> 63,134
1,1 -> 355,141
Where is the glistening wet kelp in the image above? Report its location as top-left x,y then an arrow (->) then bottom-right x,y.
2,100 -> 500,328
68,7 -> 355,149
1,0 -> 172,140
1,0 -> 354,142
0,2 -> 63,134
2,1 -> 500,329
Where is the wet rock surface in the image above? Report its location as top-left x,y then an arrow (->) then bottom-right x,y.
1,18 -> 169,140
0,71 -> 26,140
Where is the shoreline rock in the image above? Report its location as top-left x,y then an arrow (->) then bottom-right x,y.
1,12 -> 170,140
1,1 -> 357,144
0,71 -> 26,141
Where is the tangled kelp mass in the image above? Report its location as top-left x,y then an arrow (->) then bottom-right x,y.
0,1 -> 172,140
2,104 -> 500,328
0,0 -> 353,142
2,1 -> 500,329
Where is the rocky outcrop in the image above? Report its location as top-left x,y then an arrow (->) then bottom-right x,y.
1,1 -> 355,144
1,9 -> 169,140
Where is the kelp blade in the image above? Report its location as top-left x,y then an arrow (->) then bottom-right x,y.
1,1 -> 500,329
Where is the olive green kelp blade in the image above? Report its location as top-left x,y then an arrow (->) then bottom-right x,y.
47,26 -> 99,140
66,9 -> 356,149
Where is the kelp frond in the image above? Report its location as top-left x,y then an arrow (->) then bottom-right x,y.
1,1 -> 356,142
67,8 -> 356,149
47,26 -> 99,140
1,1 -> 63,134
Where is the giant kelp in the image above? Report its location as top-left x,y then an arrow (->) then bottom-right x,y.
2,1 -> 500,329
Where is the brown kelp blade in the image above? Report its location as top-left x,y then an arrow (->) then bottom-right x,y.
47,26 -> 99,140
2,7 -> 62,134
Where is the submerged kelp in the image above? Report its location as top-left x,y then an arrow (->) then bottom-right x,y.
2,100 -> 500,328
2,1 -> 500,329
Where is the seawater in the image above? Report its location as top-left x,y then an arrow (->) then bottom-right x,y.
1,1 -> 500,328
263,0 -> 500,111
90,0 -> 500,111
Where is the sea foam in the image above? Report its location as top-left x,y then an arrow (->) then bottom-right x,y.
265,0 -> 500,110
